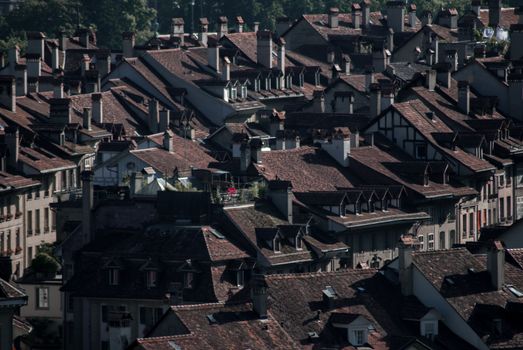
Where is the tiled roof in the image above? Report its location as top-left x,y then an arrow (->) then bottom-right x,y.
135,302 -> 301,350
479,8 -> 518,29
265,270 -> 430,349
0,171 -> 40,190
412,248 -> 523,349
338,73 -> 388,93
146,48 -> 215,83
19,146 -> 76,173
255,146 -> 358,192
201,226 -> 250,261
0,278 -> 26,299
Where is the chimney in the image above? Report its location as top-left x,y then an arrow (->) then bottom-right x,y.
122,32 -> 135,58
130,172 -> 144,198
26,32 -> 45,59
276,16 -> 291,37
331,64 -> 342,83
352,4 -> 362,29
487,241 -> 505,291
329,7 -> 339,29
387,28 -> 395,52
83,107 -> 92,130
251,274 -> 268,319
372,48 -> 389,72
250,139 -> 262,164
171,18 -> 185,36
51,44 -> 60,71
58,31 -> 67,51
458,80 -> 470,115
365,68 -> 375,92
218,16 -> 228,38
327,48 -> 336,64
253,22 -> 260,33
361,0 -> 371,27
50,98 -> 72,125
148,99 -> 159,133
517,6 -> 523,24
235,16 -> 244,33
510,23 -> 523,61
489,0 -> 501,28
446,49 -> 458,72
321,129 -> 351,167
342,55 -> 351,75
408,4 -> 417,27
199,18 -> 209,46
53,79 -> 64,98
312,90 -> 325,113
436,63 -> 452,88
78,29 -> 90,48
381,87 -> 394,110
398,236 -> 414,296
239,142 -> 251,172
425,69 -> 436,91
257,30 -> 273,69
8,46 -> 19,74
471,0 -> 481,16
163,130 -> 173,152
0,76 -> 16,113
267,180 -> 293,223
207,38 -> 220,73
26,54 -> 41,78
82,171 -> 94,244
92,93 -> 103,124
159,109 -> 170,132
222,56 -> 231,81
278,38 -> 286,78
5,126 -> 19,169
421,10 -> 432,26
370,83 -> 382,118
387,0 -> 405,33
14,65 -> 27,96
96,50 -> 111,77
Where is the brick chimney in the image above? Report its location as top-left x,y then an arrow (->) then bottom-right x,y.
218,16 -> 228,38
26,31 -> 45,60
342,55 -> 351,75
361,0 -> 371,27
267,180 -> 294,223
92,93 -> 103,124
5,126 -> 19,169
278,38 -> 286,81
387,28 -> 394,52
148,98 -> 159,133
83,107 -> 92,130
96,50 -> 111,77
159,109 -> 170,132
489,0 -> 501,28
122,32 -> 135,58
435,62 -> 452,88
487,240 -> 505,291
365,67 -> 375,92
445,49 -> 458,72
171,18 -> 185,36
387,1 -> 405,33
130,172 -> 144,198
458,80 -> 470,115
235,16 -> 244,33
352,3 -> 362,29
372,47 -> 389,72
251,274 -> 268,319
257,30 -> 273,69
78,28 -> 91,48
51,43 -> 60,72
0,76 -> 16,112
207,38 -> 220,73
14,64 -> 27,96
398,236 -> 414,296
370,83 -> 381,118
328,7 -> 339,29
82,171 -> 94,244
163,130 -> 173,152
421,10 -> 433,25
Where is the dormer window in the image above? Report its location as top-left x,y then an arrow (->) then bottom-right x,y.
184,272 -> 194,289
146,270 -> 157,288
230,87 -> 237,100
424,173 -> 429,187
355,201 -> 362,215
314,71 -> 320,86
352,329 -> 366,346
382,199 -> 388,212
254,79 -> 260,92
241,85 -> 247,99
108,268 -> 119,286
273,237 -> 281,253
296,235 -> 303,250
368,200 -> 374,213
299,73 -> 304,87
236,270 -> 245,287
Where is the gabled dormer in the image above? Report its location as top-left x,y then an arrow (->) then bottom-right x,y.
139,259 -> 160,289
177,259 -> 200,289
331,313 -> 374,346
255,227 -> 283,253
102,258 -> 123,286
420,308 -> 442,340
278,224 -> 305,250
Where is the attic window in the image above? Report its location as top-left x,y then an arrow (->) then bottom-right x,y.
296,236 -> 303,250
350,329 -> 367,346
108,268 -> 119,286
184,272 -> 194,289
236,270 -> 245,287
382,199 -> 388,212
274,237 -> 281,253
421,320 -> 438,339
146,270 -> 157,288
355,201 -> 362,215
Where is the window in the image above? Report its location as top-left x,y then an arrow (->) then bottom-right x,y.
34,187 -> 40,199
273,238 -> 281,253
184,272 -> 194,289
296,236 -> 302,250
27,211 -> 32,235
36,287 -> 49,309
416,143 -> 427,159
15,230 -> 20,251
44,208 -> 49,233
500,198 -> 505,220
469,213 -> 474,237
0,232 -> 3,252
35,209 -> 40,234
352,330 -> 365,346
462,214 -> 467,237
450,230 -> 456,246
507,196 -> 512,219
236,270 -> 245,287
517,164 -> 523,188
422,321 -> 437,337
7,231 -> 11,252
139,307 -> 163,329
499,174 -> 505,187
230,87 -> 237,100
241,85 -> 247,99
61,171 -> 67,190
28,246 -> 33,262
428,234 -> 434,251
108,269 -> 119,286
146,270 -> 157,288
439,231 -> 446,250
418,235 -> 424,251
27,190 -> 32,200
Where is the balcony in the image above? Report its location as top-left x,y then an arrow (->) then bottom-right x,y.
54,187 -> 82,202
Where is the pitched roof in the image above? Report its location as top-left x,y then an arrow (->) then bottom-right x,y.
479,8 -> 518,29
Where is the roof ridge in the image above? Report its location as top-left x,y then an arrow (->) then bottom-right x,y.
266,269 -> 377,280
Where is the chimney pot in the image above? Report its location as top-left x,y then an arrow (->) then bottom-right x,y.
329,7 -> 340,29
92,92 -> 103,124
83,107 -> 92,130
458,80 -> 470,115
257,30 -> 273,69
487,240 -> 505,290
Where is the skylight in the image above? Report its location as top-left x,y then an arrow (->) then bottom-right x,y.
507,284 -> 523,298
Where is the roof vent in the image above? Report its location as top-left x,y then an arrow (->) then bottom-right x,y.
209,227 -> 225,239
507,284 -> 523,298
468,267 -> 477,274
168,341 -> 182,350
356,286 -> 366,294
308,331 -> 320,342
444,277 -> 455,285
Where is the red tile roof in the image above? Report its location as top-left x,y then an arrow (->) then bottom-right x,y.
479,8 -> 518,29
